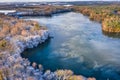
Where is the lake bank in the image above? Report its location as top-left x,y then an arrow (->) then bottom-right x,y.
0,12 -> 95,80
22,12 -> 120,80
0,5 -> 120,80
73,5 -> 120,35
7,5 -> 73,17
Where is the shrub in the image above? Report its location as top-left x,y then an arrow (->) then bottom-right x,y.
55,70 -> 73,80
34,23 -> 40,30
10,27 -> 20,36
0,40 -> 7,49
1,25 -> 10,35
0,70 -> 3,80
21,30 -> 29,36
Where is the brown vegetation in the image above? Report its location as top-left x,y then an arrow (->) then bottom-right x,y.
74,5 -> 120,33
0,40 -> 7,49
0,15 -> 47,53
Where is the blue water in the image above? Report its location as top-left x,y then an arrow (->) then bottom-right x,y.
21,12 -> 120,80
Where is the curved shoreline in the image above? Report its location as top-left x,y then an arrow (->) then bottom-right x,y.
73,5 -> 120,37
13,30 -> 49,54
0,4 -> 120,80
0,15 -> 96,80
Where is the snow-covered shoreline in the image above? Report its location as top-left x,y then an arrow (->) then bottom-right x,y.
1,29 -> 93,80
1,29 -> 95,80
0,16 -> 95,80
12,30 -> 49,54
0,29 -> 53,80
